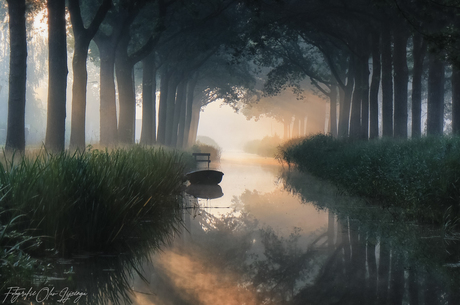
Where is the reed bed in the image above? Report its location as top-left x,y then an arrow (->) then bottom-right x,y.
0,146 -> 190,256
279,134 -> 460,225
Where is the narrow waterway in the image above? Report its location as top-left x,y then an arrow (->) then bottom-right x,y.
14,152 -> 460,304
129,152 -> 460,305
130,152 -> 329,304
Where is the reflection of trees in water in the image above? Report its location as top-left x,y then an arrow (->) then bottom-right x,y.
97,174 -> 460,305
281,169 -> 460,305
143,191 -> 331,304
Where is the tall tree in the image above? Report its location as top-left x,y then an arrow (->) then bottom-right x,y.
116,0 -> 165,144
427,52 -> 445,135
393,24 -> 409,139
5,0 -> 27,151
369,30 -> 380,139
68,0 -> 111,149
140,51 -> 157,145
45,0 -> 68,152
93,7 -> 126,146
381,20 -> 393,137
411,33 -> 427,138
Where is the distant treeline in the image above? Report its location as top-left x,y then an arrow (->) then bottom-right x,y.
243,135 -> 283,157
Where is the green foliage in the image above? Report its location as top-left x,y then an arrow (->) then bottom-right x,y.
279,134 -> 460,225
244,134 -> 283,157
0,145 -> 188,256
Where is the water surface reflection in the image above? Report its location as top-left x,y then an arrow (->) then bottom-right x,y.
131,152 -> 331,304
131,152 -> 460,305
13,152 -> 460,304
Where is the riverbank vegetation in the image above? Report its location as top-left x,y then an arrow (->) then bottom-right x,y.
0,146 -> 191,289
279,134 -> 460,226
243,135 -> 283,157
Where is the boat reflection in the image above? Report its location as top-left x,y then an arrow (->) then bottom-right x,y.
185,184 -> 224,199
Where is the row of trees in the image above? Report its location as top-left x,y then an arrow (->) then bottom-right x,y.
5,0 -> 258,151
5,0 -> 460,152
239,0 -> 460,140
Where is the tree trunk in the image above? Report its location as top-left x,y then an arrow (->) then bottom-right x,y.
411,33 -> 427,138
300,114 -> 306,137
188,102 -> 201,146
115,33 -> 136,145
165,74 -> 179,146
283,119 -> 289,140
172,79 -> 186,147
338,57 -> 354,138
140,52 -> 157,145
177,80 -> 188,148
369,31 -> 380,139
452,65 -> 460,134
292,116 -> 300,138
393,27 -> 409,139
5,0 -> 27,151
69,42 -> 89,149
157,68 -> 171,145
69,0 -> 110,149
381,23 -> 393,137
350,57 -> 362,138
360,53 -> 370,140
183,76 -> 197,148
45,0 -> 68,152
96,39 -> 118,146
427,53 -> 445,136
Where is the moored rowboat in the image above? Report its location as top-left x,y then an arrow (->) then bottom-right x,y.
185,170 -> 224,185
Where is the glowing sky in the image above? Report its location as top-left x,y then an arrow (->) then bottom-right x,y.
196,101 -> 283,151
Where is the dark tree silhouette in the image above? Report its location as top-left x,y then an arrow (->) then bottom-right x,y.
5,0 -> 27,151
45,0 -> 68,152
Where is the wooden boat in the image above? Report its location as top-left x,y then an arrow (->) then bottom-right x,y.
185,169 -> 224,185
185,184 -> 223,199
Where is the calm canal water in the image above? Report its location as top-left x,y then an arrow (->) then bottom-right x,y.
14,152 -> 460,304
128,152 -> 460,305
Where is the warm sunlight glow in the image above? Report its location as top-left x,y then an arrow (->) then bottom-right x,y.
32,9 -> 48,36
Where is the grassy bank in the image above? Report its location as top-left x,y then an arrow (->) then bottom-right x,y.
0,146 -> 192,258
279,134 -> 460,225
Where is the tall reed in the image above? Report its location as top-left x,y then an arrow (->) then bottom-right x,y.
0,146 -> 189,256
